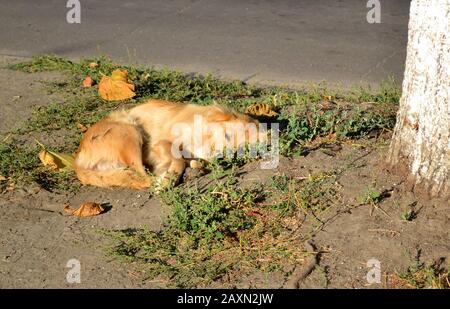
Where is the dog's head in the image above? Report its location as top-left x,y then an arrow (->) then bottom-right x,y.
202,105 -> 268,155
169,104 -> 268,160
213,104 -> 265,135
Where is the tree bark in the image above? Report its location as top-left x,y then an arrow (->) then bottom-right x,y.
387,0 -> 450,198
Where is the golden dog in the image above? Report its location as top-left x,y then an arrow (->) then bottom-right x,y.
74,99 -> 265,190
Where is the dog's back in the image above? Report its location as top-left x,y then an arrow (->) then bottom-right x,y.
74,111 -> 152,189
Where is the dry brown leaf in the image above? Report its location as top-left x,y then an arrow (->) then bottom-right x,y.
98,69 -> 135,101
82,76 -> 93,88
64,202 -> 104,217
38,149 -> 74,171
89,62 -> 98,69
76,122 -> 89,133
245,103 -> 279,118
0,175 -> 6,181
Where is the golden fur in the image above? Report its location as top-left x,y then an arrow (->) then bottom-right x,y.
74,99 -> 264,190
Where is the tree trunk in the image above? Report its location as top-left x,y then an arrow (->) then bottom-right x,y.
387,0 -> 450,198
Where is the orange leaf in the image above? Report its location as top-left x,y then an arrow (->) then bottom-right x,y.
98,69 -> 135,101
82,76 -> 93,88
64,202 -> 104,217
245,103 -> 278,118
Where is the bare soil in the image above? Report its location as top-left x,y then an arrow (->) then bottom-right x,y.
0,56 -> 448,288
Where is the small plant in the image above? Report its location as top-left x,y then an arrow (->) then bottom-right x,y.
268,172 -> 340,221
8,55 -> 74,73
358,187 -> 382,205
278,103 -> 397,156
357,186 -> 391,217
391,261 -> 450,289
401,209 -> 418,221
0,141 -> 40,184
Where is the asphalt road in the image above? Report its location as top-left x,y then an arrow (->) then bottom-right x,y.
0,0 -> 411,87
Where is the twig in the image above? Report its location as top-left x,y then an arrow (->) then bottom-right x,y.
368,228 -> 400,235
283,240 -> 318,289
1,133 -> 12,143
370,202 -> 391,218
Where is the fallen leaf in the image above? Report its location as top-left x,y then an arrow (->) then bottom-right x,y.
37,141 -> 74,171
36,140 -> 74,171
89,62 -> 98,69
76,122 -> 89,133
245,103 -> 279,118
98,69 -> 135,101
0,175 -> 6,181
82,76 -> 93,88
39,150 -> 57,169
64,202 -> 104,217
322,95 -> 332,101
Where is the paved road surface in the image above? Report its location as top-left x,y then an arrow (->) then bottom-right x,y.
0,0 -> 411,87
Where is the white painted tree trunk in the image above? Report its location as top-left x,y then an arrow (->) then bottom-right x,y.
387,0 -> 450,198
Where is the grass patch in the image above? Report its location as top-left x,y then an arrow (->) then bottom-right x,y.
390,260 -> 450,289
106,169 -> 342,287
268,172 -> 341,226
106,172 -> 313,288
0,139 -> 79,193
278,101 -> 397,156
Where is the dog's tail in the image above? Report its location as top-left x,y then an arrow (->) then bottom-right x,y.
75,167 -> 152,190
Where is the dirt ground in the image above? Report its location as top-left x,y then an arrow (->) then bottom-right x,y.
0,55 -> 448,288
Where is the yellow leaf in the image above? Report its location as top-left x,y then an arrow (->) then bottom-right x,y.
39,150 -> 57,169
111,69 -> 129,81
245,103 -> 279,118
89,62 -> 98,69
64,202 -> 104,217
36,140 -> 74,171
52,152 -> 74,170
98,69 -> 136,101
